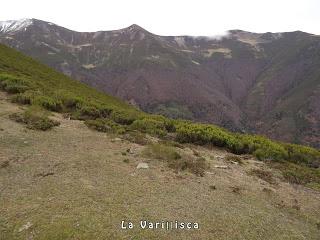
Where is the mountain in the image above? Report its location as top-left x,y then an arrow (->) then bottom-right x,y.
1,18 -> 320,148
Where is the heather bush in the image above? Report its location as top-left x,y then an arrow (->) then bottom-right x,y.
9,106 -> 60,131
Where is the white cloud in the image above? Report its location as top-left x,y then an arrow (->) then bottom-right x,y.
0,0 -> 319,35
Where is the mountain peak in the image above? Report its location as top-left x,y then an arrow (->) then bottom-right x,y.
0,18 -> 33,33
127,24 -> 144,31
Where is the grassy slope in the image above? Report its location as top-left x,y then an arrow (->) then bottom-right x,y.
0,44 -> 134,112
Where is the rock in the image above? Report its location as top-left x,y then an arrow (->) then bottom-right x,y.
136,163 -> 149,169
18,222 -> 32,232
213,165 -> 229,169
114,138 -> 122,142
126,148 -> 134,154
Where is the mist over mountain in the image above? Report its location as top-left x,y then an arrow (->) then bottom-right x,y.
1,18 -> 319,148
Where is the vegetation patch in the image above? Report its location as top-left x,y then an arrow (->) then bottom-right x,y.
143,143 -> 181,160
143,143 -> 208,176
84,118 -> 126,134
0,74 -> 31,94
249,169 -> 277,184
9,106 -> 60,131
110,110 -> 140,125
123,131 -> 149,145
268,161 -> 320,190
130,118 -> 167,137
225,155 -> 244,165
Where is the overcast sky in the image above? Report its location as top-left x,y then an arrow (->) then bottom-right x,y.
1,0 -> 319,36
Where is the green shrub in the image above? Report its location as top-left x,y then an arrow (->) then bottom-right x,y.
284,143 -> 320,168
10,92 -> 32,105
110,110 -> 140,125
9,106 -> 60,131
85,118 -> 126,134
0,74 -> 30,94
123,131 -> 149,145
60,94 -> 84,111
175,122 -> 289,162
33,95 -> 63,112
78,105 -> 101,119
130,118 -> 167,137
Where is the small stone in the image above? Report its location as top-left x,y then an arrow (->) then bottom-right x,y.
126,148 -> 134,154
213,165 -> 229,169
18,222 -> 32,232
136,163 -> 149,169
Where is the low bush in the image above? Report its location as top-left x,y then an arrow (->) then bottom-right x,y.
130,118 -> 167,137
110,110 -> 140,125
0,74 -> 30,94
175,122 -> 233,147
168,156 -> 208,176
143,143 -> 181,161
33,95 -> 63,112
10,92 -> 33,105
123,131 -> 149,145
9,106 -> 60,131
59,94 -> 84,111
78,105 -> 102,119
85,118 -> 126,134
175,122 -> 289,161
281,163 -> 320,185
283,143 -> 320,168
249,169 -> 276,184
142,143 -> 208,176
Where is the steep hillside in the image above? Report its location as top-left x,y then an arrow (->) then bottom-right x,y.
1,19 -> 320,147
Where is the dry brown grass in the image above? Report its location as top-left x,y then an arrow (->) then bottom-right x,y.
249,168 -> 277,185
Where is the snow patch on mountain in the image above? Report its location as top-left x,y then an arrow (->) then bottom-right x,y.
0,18 -> 33,33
